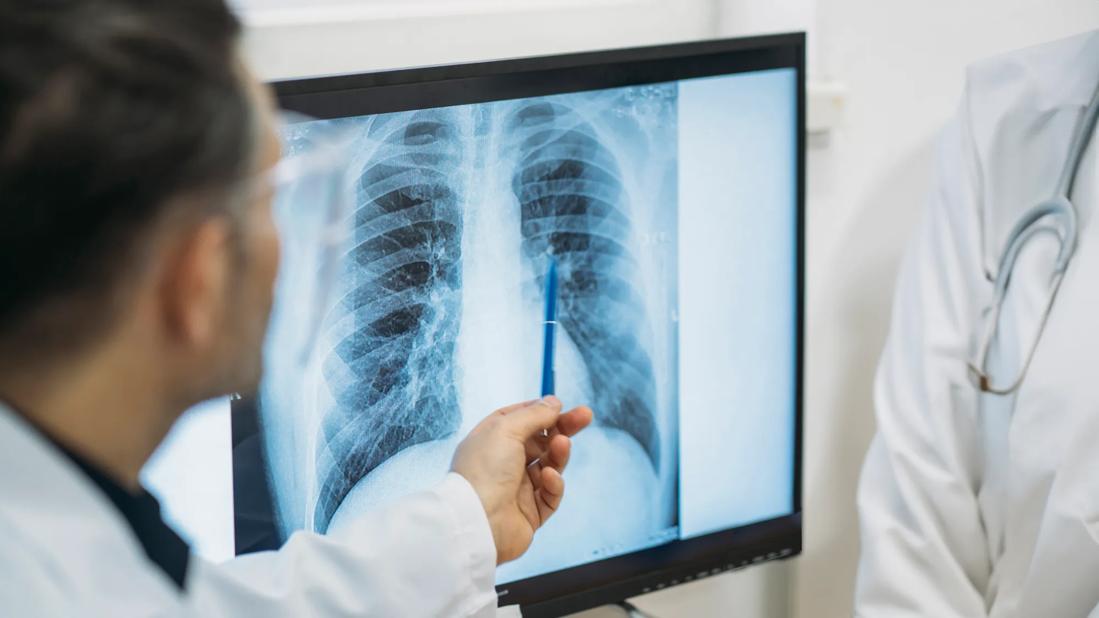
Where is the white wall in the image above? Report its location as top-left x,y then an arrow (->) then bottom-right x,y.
242,0 -> 716,79
240,2 -> 1099,616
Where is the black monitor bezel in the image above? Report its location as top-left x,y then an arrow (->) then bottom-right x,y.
260,33 -> 806,616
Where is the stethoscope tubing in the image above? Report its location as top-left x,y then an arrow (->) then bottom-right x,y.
970,79 -> 1099,394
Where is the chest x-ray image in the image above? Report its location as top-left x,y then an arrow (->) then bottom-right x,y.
259,83 -> 680,583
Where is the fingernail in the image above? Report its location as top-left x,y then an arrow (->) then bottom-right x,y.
541,395 -> 560,406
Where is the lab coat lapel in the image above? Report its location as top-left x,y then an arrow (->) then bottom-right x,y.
967,32 -> 1099,275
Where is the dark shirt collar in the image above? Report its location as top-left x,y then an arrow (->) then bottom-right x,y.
7,406 -> 191,591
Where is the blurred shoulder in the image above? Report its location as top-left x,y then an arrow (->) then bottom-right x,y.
964,30 -> 1099,117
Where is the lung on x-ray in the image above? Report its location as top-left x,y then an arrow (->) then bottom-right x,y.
260,83 -> 680,582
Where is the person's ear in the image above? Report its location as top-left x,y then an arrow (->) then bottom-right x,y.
160,217 -> 233,350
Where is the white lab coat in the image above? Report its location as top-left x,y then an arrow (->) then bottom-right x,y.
0,404 -> 500,617
856,31 -> 1099,617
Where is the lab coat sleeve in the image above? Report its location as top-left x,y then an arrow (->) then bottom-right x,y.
187,472 -> 499,617
854,87 -> 992,617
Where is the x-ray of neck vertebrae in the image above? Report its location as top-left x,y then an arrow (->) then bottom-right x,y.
261,83 -> 680,583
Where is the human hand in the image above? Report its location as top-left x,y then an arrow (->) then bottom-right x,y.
450,396 -> 593,564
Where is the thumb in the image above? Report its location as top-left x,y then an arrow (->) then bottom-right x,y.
503,396 -> 563,439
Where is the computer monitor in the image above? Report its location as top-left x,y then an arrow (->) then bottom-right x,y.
231,33 -> 804,617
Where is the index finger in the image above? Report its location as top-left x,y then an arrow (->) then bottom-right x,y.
502,396 -> 563,439
554,406 -> 593,437
519,405 -> 594,460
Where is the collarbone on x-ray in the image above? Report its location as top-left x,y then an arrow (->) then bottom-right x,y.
265,84 -> 680,582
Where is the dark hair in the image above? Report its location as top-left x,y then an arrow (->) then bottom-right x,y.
0,0 -> 254,362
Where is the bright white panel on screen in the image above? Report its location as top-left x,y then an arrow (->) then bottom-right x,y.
677,68 -> 798,539
141,397 -> 235,563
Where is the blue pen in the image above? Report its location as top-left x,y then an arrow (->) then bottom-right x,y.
540,258 -> 558,436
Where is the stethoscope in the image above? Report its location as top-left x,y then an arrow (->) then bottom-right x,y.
968,83 -> 1099,395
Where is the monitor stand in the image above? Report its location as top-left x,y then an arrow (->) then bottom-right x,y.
613,601 -> 659,617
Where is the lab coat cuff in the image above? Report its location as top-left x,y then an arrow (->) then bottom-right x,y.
435,472 -> 498,612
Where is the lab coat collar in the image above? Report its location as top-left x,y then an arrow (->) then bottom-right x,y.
972,30 -> 1099,113
0,403 -> 181,600
1034,30 -> 1099,109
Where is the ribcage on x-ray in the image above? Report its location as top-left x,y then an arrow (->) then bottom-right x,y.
313,111 -> 464,532
508,101 -> 661,469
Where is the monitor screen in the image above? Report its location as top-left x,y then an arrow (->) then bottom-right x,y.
147,34 -> 803,617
